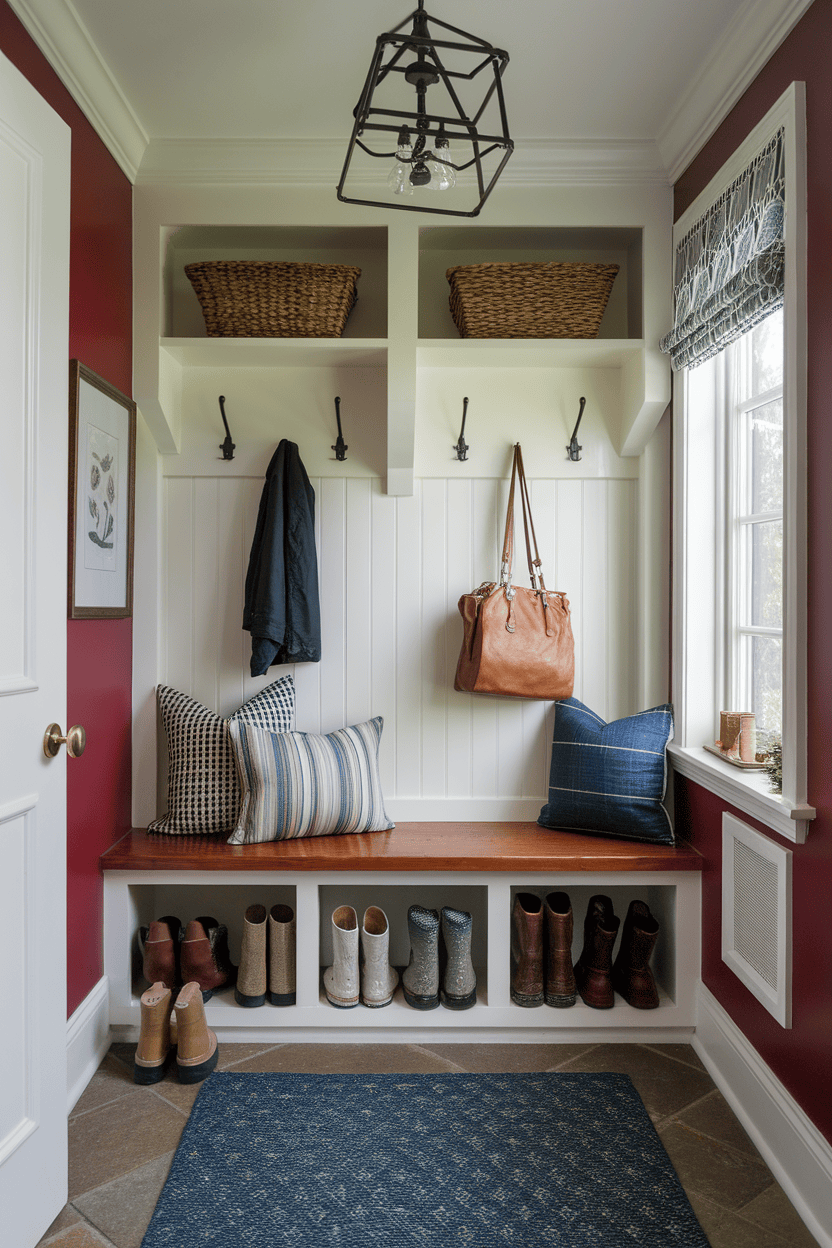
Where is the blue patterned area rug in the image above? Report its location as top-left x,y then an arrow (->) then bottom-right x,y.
142,1072 -> 708,1247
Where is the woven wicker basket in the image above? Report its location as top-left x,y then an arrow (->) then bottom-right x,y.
446,261 -> 619,339
184,261 -> 361,338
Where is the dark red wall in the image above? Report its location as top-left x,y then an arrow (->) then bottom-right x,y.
1,4 -> 133,1017
673,0 -> 832,1144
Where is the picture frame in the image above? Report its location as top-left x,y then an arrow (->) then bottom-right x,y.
68,360 -> 136,619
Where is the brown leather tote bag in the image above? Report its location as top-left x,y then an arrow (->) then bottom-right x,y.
454,444 -> 575,700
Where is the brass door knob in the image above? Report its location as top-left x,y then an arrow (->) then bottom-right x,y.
43,723 -> 86,759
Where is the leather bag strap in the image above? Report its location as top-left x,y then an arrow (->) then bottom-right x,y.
500,444 -> 520,587
514,444 -> 555,636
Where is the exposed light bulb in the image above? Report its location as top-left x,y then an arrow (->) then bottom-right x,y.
428,136 -> 456,190
387,130 -> 414,196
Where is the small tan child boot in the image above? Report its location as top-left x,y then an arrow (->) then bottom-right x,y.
174,981 -> 219,1083
133,982 -> 175,1085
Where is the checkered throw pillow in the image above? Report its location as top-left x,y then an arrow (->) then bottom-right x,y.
149,676 -> 294,835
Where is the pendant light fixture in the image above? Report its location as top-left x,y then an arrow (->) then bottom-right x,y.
336,1 -> 513,217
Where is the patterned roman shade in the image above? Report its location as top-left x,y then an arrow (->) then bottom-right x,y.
660,128 -> 785,371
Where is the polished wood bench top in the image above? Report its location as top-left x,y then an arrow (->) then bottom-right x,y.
100,825 -> 703,874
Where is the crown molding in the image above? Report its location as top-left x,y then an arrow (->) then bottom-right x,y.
135,136 -> 669,187
657,0 -> 814,183
8,0 -> 810,192
6,0 -> 147,181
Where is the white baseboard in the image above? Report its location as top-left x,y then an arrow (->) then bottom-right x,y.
66,977 -> 110,1113
694,983 -> 832,1248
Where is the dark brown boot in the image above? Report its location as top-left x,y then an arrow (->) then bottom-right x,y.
510,892 -> 544,1007
180,916 -> 236,1002
138,915 -> 182,989
574,895 -> 620,1009
612,900 -> 660,1009
544,891 -> 576,1007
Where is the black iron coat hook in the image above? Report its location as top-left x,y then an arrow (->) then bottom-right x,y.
218,395 -> 235,460
567,397 -> 586,462
332,396 -> 348,461
454,396 -> 470,461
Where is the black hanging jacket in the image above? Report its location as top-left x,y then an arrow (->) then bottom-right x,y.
243,439 -> 321,676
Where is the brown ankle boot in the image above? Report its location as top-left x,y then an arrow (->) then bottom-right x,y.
133,983 -> 174,1084
180,916 -> 236,1001
174,982 -> 219,1083
138,915 -> 182,989
574,895 -> 620,1009
510,893 -> 544,1007
612,900 -> 660,1009
544,892 -> 576,1007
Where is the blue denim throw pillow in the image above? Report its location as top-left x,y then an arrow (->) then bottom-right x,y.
538,698 -> 675,845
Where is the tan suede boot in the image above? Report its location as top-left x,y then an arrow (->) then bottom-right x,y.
174,981 -> 219,1083
268,904 -> 296,1006
133,982 -> 174,1085
235,904 -> 267,1007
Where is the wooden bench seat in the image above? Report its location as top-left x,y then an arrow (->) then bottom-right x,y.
101,824 -> 703,874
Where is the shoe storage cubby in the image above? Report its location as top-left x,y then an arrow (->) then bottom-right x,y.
508,883 -> 677,1011
104,849 -> 700,1041
318,884 -> 489,1011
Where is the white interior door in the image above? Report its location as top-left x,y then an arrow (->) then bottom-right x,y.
0,49 -> 71,1247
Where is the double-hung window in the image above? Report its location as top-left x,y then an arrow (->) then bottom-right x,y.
726,309 -> 784,743
665,84 -> 812,842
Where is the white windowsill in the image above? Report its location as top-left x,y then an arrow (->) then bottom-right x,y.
667,743 -> 815,845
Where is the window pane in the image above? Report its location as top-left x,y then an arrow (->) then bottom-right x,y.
750,519 -> 782,628
750,307 -> 783,392
750,398 -> 783,514
740,633 -> 782,739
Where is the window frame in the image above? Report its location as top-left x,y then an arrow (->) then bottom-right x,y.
668,82 -> 813,843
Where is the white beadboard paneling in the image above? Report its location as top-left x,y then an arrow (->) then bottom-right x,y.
216,477 -> 249,715
345,478 -> 373,729
157,470 -> 640,811
371,485 -> 398,795
607,479 -> 637,722
318,477 -> 348,734
289,474 -> 322,732
421,479 -> 448,798
192,478 -> 220,712
163,478 -> 195,692
581,479 -> 609,717
395,487 -> 423,796
446,479 -> 474,799
556,478 -> 584,700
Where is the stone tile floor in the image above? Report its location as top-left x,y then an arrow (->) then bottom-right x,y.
37,1041 -> 820,1247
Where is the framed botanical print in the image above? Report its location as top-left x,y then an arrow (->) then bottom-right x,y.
68,360 -> 136,618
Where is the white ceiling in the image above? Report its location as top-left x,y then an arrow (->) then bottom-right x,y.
7,0 -> 813,183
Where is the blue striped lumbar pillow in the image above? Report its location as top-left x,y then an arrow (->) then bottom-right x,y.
538,698 -> 675,845
227,716 -> 394,844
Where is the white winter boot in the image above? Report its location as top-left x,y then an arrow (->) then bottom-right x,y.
323,905 -> 359,1008
360,906 -> 399,1007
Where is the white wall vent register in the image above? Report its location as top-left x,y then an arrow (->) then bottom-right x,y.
721,812 -> 792,1027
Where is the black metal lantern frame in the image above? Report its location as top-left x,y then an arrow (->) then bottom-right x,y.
336,1 -> 513,218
